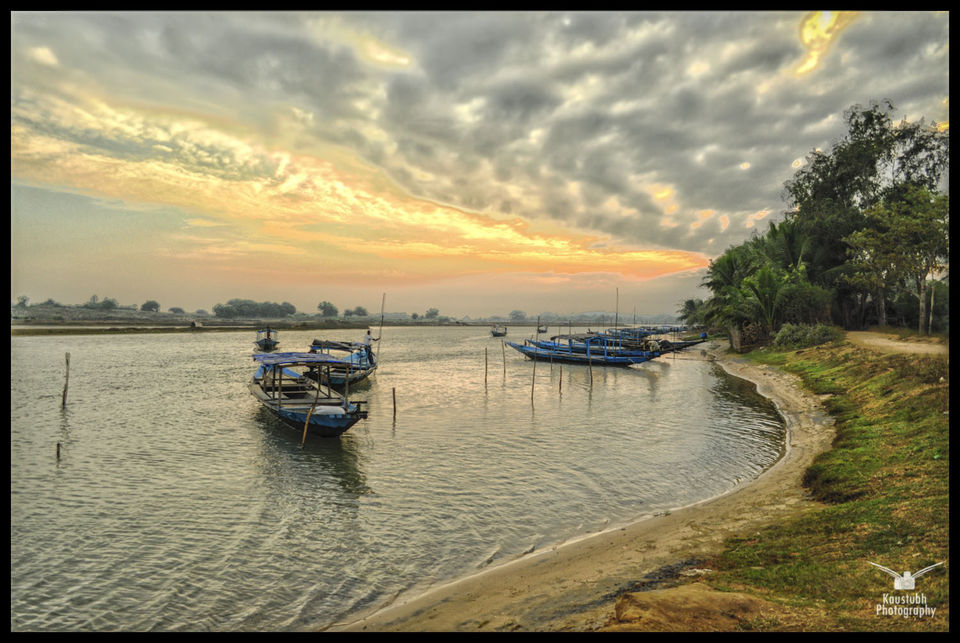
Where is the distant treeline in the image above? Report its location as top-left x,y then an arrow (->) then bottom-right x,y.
212,299 -> 297,319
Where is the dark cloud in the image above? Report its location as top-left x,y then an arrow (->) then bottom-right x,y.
11,10 -> 949,258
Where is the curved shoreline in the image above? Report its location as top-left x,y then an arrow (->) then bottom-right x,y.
334,342 -> 837,632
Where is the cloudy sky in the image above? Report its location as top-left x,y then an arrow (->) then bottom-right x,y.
11,11 -> 949,318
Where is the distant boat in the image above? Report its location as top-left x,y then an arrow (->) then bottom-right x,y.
306,339 -> 377,387
249,352 -> 368,438
491,324 -> 507,337
254,328 -> 279,351
537,324 -> 548,333
506,339 -> 656,367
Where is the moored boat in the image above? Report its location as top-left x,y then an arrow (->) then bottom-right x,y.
491,324 -> 507,337
307,339 -> 377,387
254,328 -> 279,351
506,339 -> 656,366
531,334 -> 661,359
249,352 -> 368,438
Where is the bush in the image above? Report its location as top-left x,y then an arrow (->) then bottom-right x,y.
774,323 -> 844,348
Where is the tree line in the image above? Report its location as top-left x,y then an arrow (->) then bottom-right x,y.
678,101 -> 948,344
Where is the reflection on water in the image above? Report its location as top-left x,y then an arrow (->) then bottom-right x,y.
11,328 -> 783,631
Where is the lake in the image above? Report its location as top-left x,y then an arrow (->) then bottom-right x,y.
10,326 -> 784,631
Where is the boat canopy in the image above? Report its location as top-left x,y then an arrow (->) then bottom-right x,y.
253,352 -> 351,366
310,340 -> 363,351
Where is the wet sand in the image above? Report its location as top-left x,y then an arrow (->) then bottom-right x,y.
334,342 -> 837,632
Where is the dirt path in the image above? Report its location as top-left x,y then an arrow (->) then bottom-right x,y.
846,331 -> 948,356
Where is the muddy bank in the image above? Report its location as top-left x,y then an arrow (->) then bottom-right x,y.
334,342 -> 837,632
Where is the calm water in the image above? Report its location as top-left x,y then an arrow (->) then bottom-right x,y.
11,326 -> 784,631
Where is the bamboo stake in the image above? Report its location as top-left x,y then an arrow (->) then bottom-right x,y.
559,363 -> 562,395
392,387 -> 397,420
484,347 -> 488,387
301,364 -> 323,448
589,352 -> 594,388
61,352 -> 70,408
376,293 -> 386,360
502,340 -> 506,377
531,344 -> 537,402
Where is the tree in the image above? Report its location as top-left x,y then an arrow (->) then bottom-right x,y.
782,101 -> 949,328
424,308 -> 439,319
676,299 -> 705,327
509,310 -> 526,321
169,307 -> 185,314
317,301 -> 338,317
411,312 -> 419,320
141,300 -> 160,312
851,185 -> 948,333
353,306 -> 369,317
16,295 -> 29,308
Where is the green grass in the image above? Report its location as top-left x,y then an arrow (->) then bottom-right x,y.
704,339 -> 949,631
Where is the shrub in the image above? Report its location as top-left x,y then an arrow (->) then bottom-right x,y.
774,323 -> 844,348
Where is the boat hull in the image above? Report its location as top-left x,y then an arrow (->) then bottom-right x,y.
529,339 -> 659,359
248,381 -> 366,438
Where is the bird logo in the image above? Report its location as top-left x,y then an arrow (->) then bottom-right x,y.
868,561 -> 944,590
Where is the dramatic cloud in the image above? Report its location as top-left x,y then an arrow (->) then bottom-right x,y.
10,11 -> 949,315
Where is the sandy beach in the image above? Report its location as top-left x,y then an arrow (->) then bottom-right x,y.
335,341 -> 838,632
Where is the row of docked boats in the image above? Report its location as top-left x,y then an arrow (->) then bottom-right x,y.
249,329 -> 378,439
505,326 -> 705,367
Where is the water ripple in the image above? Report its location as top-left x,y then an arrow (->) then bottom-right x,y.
12,329 -> 784,631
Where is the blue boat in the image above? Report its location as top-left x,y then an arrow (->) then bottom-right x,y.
533,333 -> 661,358
249,352 -> 368,438
506,339 -> 656,366
307,339 -> 377,387
254,328 -> 279,351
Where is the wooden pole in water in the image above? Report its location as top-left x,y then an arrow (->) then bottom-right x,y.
531,345 -> 537,402
61,352 -> 70,408
559,363 -> 562,395
376,293 -> 386,361
484,347 -> 488,387
56,442 -> 61,460
301,365 -> 323,448
502,340 -> 506,377
392,387 -> 397,420
588,352 -> 594,388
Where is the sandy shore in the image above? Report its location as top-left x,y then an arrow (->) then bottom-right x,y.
334,342 -> 837,632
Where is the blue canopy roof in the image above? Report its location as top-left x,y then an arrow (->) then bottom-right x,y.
253,352 -> 349,366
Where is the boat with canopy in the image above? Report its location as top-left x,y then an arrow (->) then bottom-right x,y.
249,352 -> 367,439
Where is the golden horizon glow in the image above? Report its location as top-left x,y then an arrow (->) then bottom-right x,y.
11,97 -> 711,287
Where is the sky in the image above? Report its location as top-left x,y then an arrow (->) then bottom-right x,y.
10,11 -> 950,319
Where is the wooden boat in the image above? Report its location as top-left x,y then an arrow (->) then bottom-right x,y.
531,334 -> 661,359
506,339 -> 655,366
491,324 -> 508,337
537,324 -> 548,334
655,338 -> 707,353
249,352 -> 367,438
254,328 -> 279,351
306,339 -> 377,387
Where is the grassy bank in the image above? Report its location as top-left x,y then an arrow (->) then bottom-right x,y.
701,340 -> 949,630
